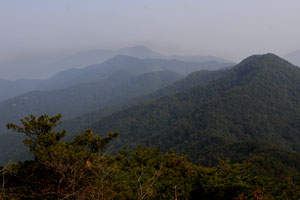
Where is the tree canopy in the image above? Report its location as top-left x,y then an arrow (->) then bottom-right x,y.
1,114 -> 300,199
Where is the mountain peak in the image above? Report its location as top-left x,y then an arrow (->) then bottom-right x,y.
236,53 -> 295,73
220,53 -> 300,88
239,53 -> 283,65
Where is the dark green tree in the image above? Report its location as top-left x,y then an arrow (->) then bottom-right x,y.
6,114 -> 66,160
3,114 -> 119,199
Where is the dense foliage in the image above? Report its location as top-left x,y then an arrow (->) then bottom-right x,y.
1,114 -> 300,199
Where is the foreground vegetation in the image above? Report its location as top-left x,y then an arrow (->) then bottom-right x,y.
0,114 -> 300,199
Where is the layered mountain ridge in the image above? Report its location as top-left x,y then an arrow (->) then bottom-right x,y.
0,55 -> 233,101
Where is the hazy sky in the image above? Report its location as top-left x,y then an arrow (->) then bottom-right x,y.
1,0 -> 300,62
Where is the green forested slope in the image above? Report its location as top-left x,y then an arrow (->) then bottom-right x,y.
148,68 -> 229,98
61,68 -> 229,135
90,54 -> 300,164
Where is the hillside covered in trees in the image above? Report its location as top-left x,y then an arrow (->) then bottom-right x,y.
87,54 -> 300,164
60,68 -> 230,138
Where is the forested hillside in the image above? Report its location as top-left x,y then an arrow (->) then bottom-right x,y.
61,68 -> 230,136
88,54 -> 300,164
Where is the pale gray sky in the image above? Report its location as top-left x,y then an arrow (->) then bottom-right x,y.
1,0 -> 300,63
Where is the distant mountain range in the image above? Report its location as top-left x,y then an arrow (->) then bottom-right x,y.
55,45 -> 165,70
45,55 -> 233,89
0,54 -> 234,101
0,45 -> 233,80
40,45 -> 234,75
0,54 -> 233,131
